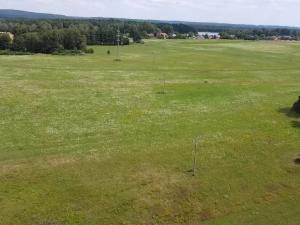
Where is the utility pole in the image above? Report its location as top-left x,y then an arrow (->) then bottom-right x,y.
162,73 -> 166,94
115,29 -> 121,61
192,138 -> 198,176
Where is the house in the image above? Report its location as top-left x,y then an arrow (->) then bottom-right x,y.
156,32 -> 169,39
0,32 -> 14,41
280,36 -> 293,41
197,32 -> 220,39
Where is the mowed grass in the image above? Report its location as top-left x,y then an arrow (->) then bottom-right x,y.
0,39 -> 300,225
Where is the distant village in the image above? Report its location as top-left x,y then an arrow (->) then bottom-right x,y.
153,31 -> 221,39
1,30 -> 298,46
148,31 -> 298,41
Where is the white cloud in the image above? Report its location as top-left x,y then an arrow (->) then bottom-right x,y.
0,0 -> 299,26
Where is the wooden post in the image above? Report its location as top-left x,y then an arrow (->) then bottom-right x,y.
192,138 -> 198,176
163,73 -> 166,94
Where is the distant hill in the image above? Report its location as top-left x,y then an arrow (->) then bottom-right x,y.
0,9 -> 68,19
0,9 -> 299,31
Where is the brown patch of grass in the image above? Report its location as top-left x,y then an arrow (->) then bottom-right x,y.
129,164 -> 215,224
45,155 -> 77,167
0,152 -> 105,176
0,155 -> 78,176
0,163 -> 26,176
255,182 -> 294,204
262,191 -> 278,202
286,162 -> 300,174
200,208 -> 215,221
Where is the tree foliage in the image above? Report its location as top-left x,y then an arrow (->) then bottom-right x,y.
0,33 -> 12,50
293,97 -> 300,114
0,19 -> 197,50
220,28 -> 300,40
1,19 -> 300,53
10,29 -> 87,53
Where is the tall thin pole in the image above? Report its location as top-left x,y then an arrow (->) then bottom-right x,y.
192,138 -> 198,176
116,29 -> 120,61
163,73 -> 166,94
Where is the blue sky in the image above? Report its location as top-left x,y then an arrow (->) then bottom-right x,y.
0,0 -> 299,27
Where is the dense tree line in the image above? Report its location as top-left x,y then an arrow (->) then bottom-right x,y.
1,19 -> 300,54
220,28 -> 300,40
0,19 -> 198,53
0,20 -> 146,53
0,28 -> 89,53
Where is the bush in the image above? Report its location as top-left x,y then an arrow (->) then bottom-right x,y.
84,48 -> 94,54
52,49 -> 84,55
122,37 -> 130,45
0,50 -> 32,55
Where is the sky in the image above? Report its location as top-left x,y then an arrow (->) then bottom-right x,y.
0,0 -> 299,27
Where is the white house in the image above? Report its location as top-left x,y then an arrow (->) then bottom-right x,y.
197,32 -> 220,39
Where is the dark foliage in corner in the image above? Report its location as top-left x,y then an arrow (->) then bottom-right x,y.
292,96 -> 300,114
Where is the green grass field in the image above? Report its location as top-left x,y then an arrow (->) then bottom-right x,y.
0,39 -> 300,225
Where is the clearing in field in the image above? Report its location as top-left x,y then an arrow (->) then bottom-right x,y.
0,40 -> 300,225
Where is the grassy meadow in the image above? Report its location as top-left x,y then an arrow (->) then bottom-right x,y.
0,39 -> 300,225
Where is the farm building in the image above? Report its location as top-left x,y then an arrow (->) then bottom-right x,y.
156,32 -> 169,39
197,32 -> 220,39
0,32 -> 14,41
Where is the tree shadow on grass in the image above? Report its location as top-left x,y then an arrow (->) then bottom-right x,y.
278,107 -> 300,119
291,121 -> 300,128
278,107 -> 300,129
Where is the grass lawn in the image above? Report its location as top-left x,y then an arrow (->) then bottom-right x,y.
0,39 -> 300,225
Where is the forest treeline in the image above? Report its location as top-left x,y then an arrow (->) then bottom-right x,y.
220,28 -> 300,40
0,19 -> 300,54
0,20 -> 193,54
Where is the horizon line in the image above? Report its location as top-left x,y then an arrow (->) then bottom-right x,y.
1,8 -> 299,29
